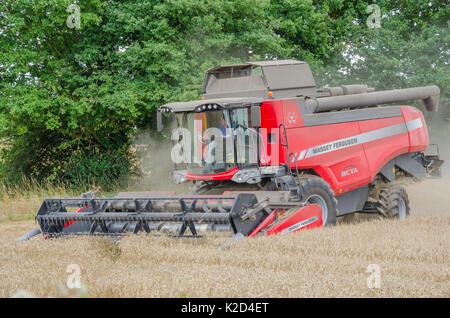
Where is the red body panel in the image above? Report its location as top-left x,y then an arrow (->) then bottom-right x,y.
260,99 -> 429,195
281,98 -> 305,128
288,121 -> 371,194
260,100 -> 284,166
265,204 -> 322,235
248,204 -> 322,237
402,106 -> 429,153
359,116 -> 409,183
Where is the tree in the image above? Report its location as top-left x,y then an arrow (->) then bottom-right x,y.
314,1 -> 449,129
0,0 -> 285,187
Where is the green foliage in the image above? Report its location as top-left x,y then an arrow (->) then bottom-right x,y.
314,1 -> 449,124
269,0 -> 368,65
0,0 -> 285,188
53,148 -> 132,191
0,0 -> 448,189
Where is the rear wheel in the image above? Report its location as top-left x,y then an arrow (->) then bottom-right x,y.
377,186 -> 410,219
299,177 -> 337,226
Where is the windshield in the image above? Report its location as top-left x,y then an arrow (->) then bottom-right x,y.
177,107 -> 258,175
182,109 -> 235,175
229,107 -> 258,165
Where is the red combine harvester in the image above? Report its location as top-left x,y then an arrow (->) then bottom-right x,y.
19,60 -> 443,242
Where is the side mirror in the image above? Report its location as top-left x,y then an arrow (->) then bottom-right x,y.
250,106 -> 261,128
157,111 -> 164,132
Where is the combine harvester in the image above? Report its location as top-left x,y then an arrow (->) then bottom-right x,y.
18,60 -> 443,243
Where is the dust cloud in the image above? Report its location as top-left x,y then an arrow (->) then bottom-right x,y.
129,130 -> 191,193
406,114 -> 450,216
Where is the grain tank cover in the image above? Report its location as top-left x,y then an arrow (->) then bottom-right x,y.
203,60 -> 317,99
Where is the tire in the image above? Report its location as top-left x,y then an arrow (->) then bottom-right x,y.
299,177 -> 337,226
377,186 -> 410,219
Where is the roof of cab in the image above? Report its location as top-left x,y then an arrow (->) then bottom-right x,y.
159,97 -> 263,113
206,59 -> 306,73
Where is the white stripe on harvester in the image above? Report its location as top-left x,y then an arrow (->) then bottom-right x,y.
295,118 -> 423,161
292,150 -> 306,162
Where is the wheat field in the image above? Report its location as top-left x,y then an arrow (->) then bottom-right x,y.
0,179 -> 449,298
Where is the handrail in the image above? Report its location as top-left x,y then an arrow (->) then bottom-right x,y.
278,124 -> 290,175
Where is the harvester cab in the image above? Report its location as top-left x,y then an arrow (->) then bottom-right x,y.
19,60 -> 443,243
158,60 -> 441,197
158,61 -> 320,190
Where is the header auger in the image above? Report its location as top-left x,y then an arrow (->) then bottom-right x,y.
18,190 -> 323,243
19,60 -> 443,244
